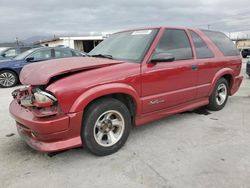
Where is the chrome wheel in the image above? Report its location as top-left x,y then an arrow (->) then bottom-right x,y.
94,110 -> 125,147
0,71 -> 16,87
216,83 -> 227,105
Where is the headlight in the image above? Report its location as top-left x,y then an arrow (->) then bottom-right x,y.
16,86 -> 59,117
33,90 -> 57,106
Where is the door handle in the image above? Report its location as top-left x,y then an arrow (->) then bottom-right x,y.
191,64 -> 198,71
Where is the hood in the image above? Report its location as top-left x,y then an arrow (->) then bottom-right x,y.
20,57 -> 123,85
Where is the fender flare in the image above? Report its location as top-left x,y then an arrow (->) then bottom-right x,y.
69,83 -> 142,114
208,68 -> 234,96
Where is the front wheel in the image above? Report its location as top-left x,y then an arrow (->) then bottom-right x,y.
0,70 -> 18,88
207,78 -> 229,111
82,98 -> 131,156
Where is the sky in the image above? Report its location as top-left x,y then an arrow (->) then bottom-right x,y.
0,0 -> 250,42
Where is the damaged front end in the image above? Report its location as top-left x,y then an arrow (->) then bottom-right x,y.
12,86 -> 59,117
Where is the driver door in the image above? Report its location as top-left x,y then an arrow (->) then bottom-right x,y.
141,29 -> 198,113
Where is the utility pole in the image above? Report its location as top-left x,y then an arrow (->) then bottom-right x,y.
208,24 -> 211,30
15,37 -> 19,47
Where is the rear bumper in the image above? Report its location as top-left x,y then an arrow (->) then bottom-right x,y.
9,100 -> 83,152
230,75 -> 243,95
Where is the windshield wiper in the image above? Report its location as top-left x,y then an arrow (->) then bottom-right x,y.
89,54 -> 113,59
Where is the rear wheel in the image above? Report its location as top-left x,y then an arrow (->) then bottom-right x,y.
207,78 -> 229,111
82,98 -> 131,156
0,70 -> 18,88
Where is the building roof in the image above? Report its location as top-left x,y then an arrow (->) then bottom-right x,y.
35,35 -> 107,45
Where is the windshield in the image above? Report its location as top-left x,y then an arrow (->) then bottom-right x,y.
14,48 -> 37,60
88,29 -> 158,62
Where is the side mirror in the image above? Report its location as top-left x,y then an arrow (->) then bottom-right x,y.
150,52 -> 175,64
26,57 -> 34,62
2,53 -> 6,57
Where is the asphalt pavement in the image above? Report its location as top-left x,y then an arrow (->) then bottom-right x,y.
0,59 -> 249,188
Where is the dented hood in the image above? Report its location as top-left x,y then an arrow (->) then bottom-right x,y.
20,57 -> 122,85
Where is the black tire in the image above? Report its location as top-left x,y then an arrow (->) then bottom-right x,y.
82,98 -> 131,156
207,78 -> 229,111
0,70 -> 18,88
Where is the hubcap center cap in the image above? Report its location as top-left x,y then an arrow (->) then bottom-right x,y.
102,120 -> 112,132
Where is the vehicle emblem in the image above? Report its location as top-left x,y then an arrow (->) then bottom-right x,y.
149,99 -> 165,105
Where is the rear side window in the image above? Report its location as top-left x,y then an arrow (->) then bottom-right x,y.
203,30 -> 239,56
54,48 -> 73,58
190,31 -> 214,59
72,50 -> 83,56
155,29 -> 193,61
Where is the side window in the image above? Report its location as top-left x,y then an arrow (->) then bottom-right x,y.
190,31 -> 214,59
203,30 -> 239,56
54,48 -> 73,58
155,29 -> 193,61
30,49 -> 52,61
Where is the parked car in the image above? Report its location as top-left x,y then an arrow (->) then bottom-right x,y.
0,47 -> 85,88
9,27 -> 243,156
247,61 -> 250,77
241,47 -> 250,58
0,46 -> 38,60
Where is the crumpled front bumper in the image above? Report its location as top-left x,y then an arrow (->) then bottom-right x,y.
9,100 -> 83,152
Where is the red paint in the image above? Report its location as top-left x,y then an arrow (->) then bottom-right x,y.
9,27 -> 243,152
20,57 -> 122,85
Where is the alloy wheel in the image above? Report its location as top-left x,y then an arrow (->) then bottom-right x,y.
93,110 -> 125,147
0,71 -> 16,87
215,83 -> 227,105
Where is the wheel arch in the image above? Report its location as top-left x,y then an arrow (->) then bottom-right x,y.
69,83 -> 142,117
0,68 -> 19,76
209,68 -> 234,96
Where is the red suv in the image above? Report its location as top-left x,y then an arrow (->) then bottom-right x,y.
9,27 -> 243,156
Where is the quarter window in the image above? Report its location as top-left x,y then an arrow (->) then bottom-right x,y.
72,50 -> 83,56
155,29 -> 193,61
190,31 -> 214,59
203,30 -> 239,56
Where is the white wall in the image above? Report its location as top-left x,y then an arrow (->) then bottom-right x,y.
40,39 -> 64,47
62,38 -> 75,49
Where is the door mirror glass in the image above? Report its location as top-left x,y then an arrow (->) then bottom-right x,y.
150,52 -> 175,63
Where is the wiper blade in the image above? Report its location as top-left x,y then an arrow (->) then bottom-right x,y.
89,54 -> 113,59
